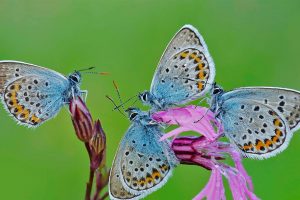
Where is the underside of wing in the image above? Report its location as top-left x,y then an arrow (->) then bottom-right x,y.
109,123 -> 177,199
1,75 -> 68,127
220,98 -> 292,159
150,25 -> 215,105
0,60 -> 66,94
109,150 -> 140,200
222,87 -> 300,132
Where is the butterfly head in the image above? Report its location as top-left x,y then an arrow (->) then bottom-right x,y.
139,91 -> 164,109
209,83 -> 224,113
68,71 -> 82,85
211,83 -> 224,96
125,107 -> 155,125
139,91 -> 152,104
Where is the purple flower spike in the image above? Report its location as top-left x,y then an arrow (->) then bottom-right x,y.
153,106 -> 259,200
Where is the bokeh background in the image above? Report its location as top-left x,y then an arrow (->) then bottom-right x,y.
0,0 -> 300,199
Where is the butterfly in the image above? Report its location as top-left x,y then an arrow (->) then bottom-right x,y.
210,84 -> 300,159
138,24 -> 215,110
0,60 -> 84,128
109,108 -> 178,200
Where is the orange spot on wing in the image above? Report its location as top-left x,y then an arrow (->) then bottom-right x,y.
152,171 -> 161,180
273,119 -> 282,127
265,139 -> 273,147
22,109 -> 30,120
197,82 -> 204,90
160,164 -> 168,172
255,140 -> 265,151
146,176 -> 153,183
198,70 -> 206,80
243,143 -> 253,151
196,63 -> 205,71
180,51 -> 189,59
31,115 -> 41,123
272,136 -> 279,143
138,179 -> 145,186
194,56 -> 201,63
275,129 -> 283,137
189,52 -> 197,59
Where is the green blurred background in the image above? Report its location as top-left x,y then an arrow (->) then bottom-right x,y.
0,0 -> 300,199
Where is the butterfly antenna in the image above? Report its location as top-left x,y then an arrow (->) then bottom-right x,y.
77,67 -> 95,72
129,98 -> 139,108
194,108 -> 210,123
113,81 -> 126,111
81,71 -> 110,75
113,94 -> 139,111
106,95 -> 126,117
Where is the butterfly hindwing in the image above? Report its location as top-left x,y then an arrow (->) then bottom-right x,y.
221,87 -> 300,132
2,75 -> 69,127
109,146 -> 140,200
218,88 -> 299,159
109,120 -> 177,199
150,25 -> 215,105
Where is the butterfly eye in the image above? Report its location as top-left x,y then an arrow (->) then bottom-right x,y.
129,112 -> 138,121
70,72 -> 81,83
71,75 -> 79,83
142,93 -> 148,102
213,88 -> 220,94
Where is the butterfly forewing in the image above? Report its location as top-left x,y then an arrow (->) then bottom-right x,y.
0,61 -> 66,94
150,25 -> 215,106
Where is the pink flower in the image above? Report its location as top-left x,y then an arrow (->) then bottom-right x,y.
153,105 -> 221,141
152,106 -> 259,200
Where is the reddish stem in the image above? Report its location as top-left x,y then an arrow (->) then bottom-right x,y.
98,192 -> 109,200
85,143 -> 95,200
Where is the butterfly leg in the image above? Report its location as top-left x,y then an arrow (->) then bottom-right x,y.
193,108 -> 210,123
81,90 -> 88,102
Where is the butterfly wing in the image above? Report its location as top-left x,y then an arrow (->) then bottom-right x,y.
150,24 -> 215,105
109,147 -> 140,200
217,87 -> 300,159
221,87 -> 300,132
2,74 -> 69,128
109,122 -> 177,199
0,60 -> 67,94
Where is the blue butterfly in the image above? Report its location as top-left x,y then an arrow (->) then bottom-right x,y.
109,108 -> 178,200
139,24 -> 215,110
109,24 -> 214,199
0,60 -> 84,127
210,84 -> 300,159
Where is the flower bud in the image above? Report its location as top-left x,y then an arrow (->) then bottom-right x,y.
70,97 -> 93,142
90,120 -> 106,156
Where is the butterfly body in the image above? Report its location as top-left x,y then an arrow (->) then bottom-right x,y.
109,108 -> 178,200
210,84 -> 300,159
0,60 -> 83,127
139,25 -> 215,111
